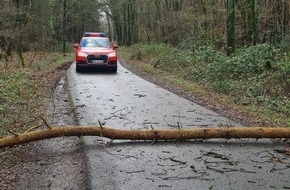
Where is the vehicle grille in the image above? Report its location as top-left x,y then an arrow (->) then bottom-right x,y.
87,55 -> 108,63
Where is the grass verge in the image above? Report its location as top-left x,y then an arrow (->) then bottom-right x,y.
0,52 -> 74,136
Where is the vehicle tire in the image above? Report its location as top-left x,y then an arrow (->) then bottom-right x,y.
110,66 -> 117,73
76,65 -> 81,72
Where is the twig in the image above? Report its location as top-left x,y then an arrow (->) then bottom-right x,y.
125,170 -> 145,174
151,169 -> 167,176
98,119 -> 103,129
25,125 -> 41,133
205,165 -> 239,173
0,126 -> 18,136
163,115 -> 180,127
169,158 -> 187,165
177,121 -> 181,129
151,138 -> 156,145
105,107 -> 133,120
201,151 -> 230,160
40,116 -> 51,129
161,174 -> 203,180
28,51 -> 37,67
110,107 -> 128,114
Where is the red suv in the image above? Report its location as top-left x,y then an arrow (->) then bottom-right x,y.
73,32 -> 118,72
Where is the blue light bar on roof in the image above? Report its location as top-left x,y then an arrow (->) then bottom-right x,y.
83,32 -> 106,37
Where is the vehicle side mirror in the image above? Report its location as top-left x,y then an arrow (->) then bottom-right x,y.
73,43 -> 79,48
113,44 -> 118,49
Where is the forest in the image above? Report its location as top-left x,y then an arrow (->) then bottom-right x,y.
108,0 -> 289,53
0,0 -> 289,133
0,0 -> 289,57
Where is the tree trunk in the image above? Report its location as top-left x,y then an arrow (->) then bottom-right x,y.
1,126 -> 290,148
16,0 -> 32,67
226,0 -> 235,56
251,0 -> 258,45
62,0 -> 67,55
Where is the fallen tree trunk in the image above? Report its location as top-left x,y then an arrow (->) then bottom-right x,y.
1,126 -> 290,148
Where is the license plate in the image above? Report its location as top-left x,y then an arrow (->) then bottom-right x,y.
92,60 -> 104,64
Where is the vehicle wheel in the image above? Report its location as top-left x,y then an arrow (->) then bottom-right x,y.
76,66 -> 81,72
110,67 -> 117,73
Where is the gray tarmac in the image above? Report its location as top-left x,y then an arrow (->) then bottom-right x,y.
67,62 -> 290,190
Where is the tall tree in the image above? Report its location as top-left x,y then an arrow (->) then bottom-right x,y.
226,0 -> 235,55
61,0 -> 77,55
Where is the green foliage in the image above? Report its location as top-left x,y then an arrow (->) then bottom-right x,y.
278,34 -> 290,53
178,37 -> 208,52
194,46 -> 224,63
126,42 -> 290,121
273,53 -> 290,83
215,44 -> 280,79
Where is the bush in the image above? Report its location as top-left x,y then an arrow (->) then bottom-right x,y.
126,42 -> 290,118
210,44 -> 280,80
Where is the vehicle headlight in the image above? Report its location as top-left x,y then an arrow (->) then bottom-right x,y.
108,52 -> 117,58
78,52 -> 87,57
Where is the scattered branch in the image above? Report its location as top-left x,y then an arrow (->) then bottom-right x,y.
0,126 -> 18,137
40,116 -> 51,129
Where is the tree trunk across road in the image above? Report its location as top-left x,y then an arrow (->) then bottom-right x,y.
1,126 -> 290,148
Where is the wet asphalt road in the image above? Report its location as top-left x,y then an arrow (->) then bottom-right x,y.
67,62 -> 290,190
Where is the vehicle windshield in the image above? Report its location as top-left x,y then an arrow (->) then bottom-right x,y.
80,38 -> 111,48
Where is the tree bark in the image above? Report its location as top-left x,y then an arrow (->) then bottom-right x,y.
226,0 -> 235,56
62,0 -> 67,55
1,126 -> 290,148
250,0 -> 258,45
16,0 -> 32,67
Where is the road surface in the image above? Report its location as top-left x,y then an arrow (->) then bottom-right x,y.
67,62 -> 290,190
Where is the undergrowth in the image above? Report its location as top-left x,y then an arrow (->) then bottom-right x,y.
124,42 -> 290,126
0,52 -> 73,136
